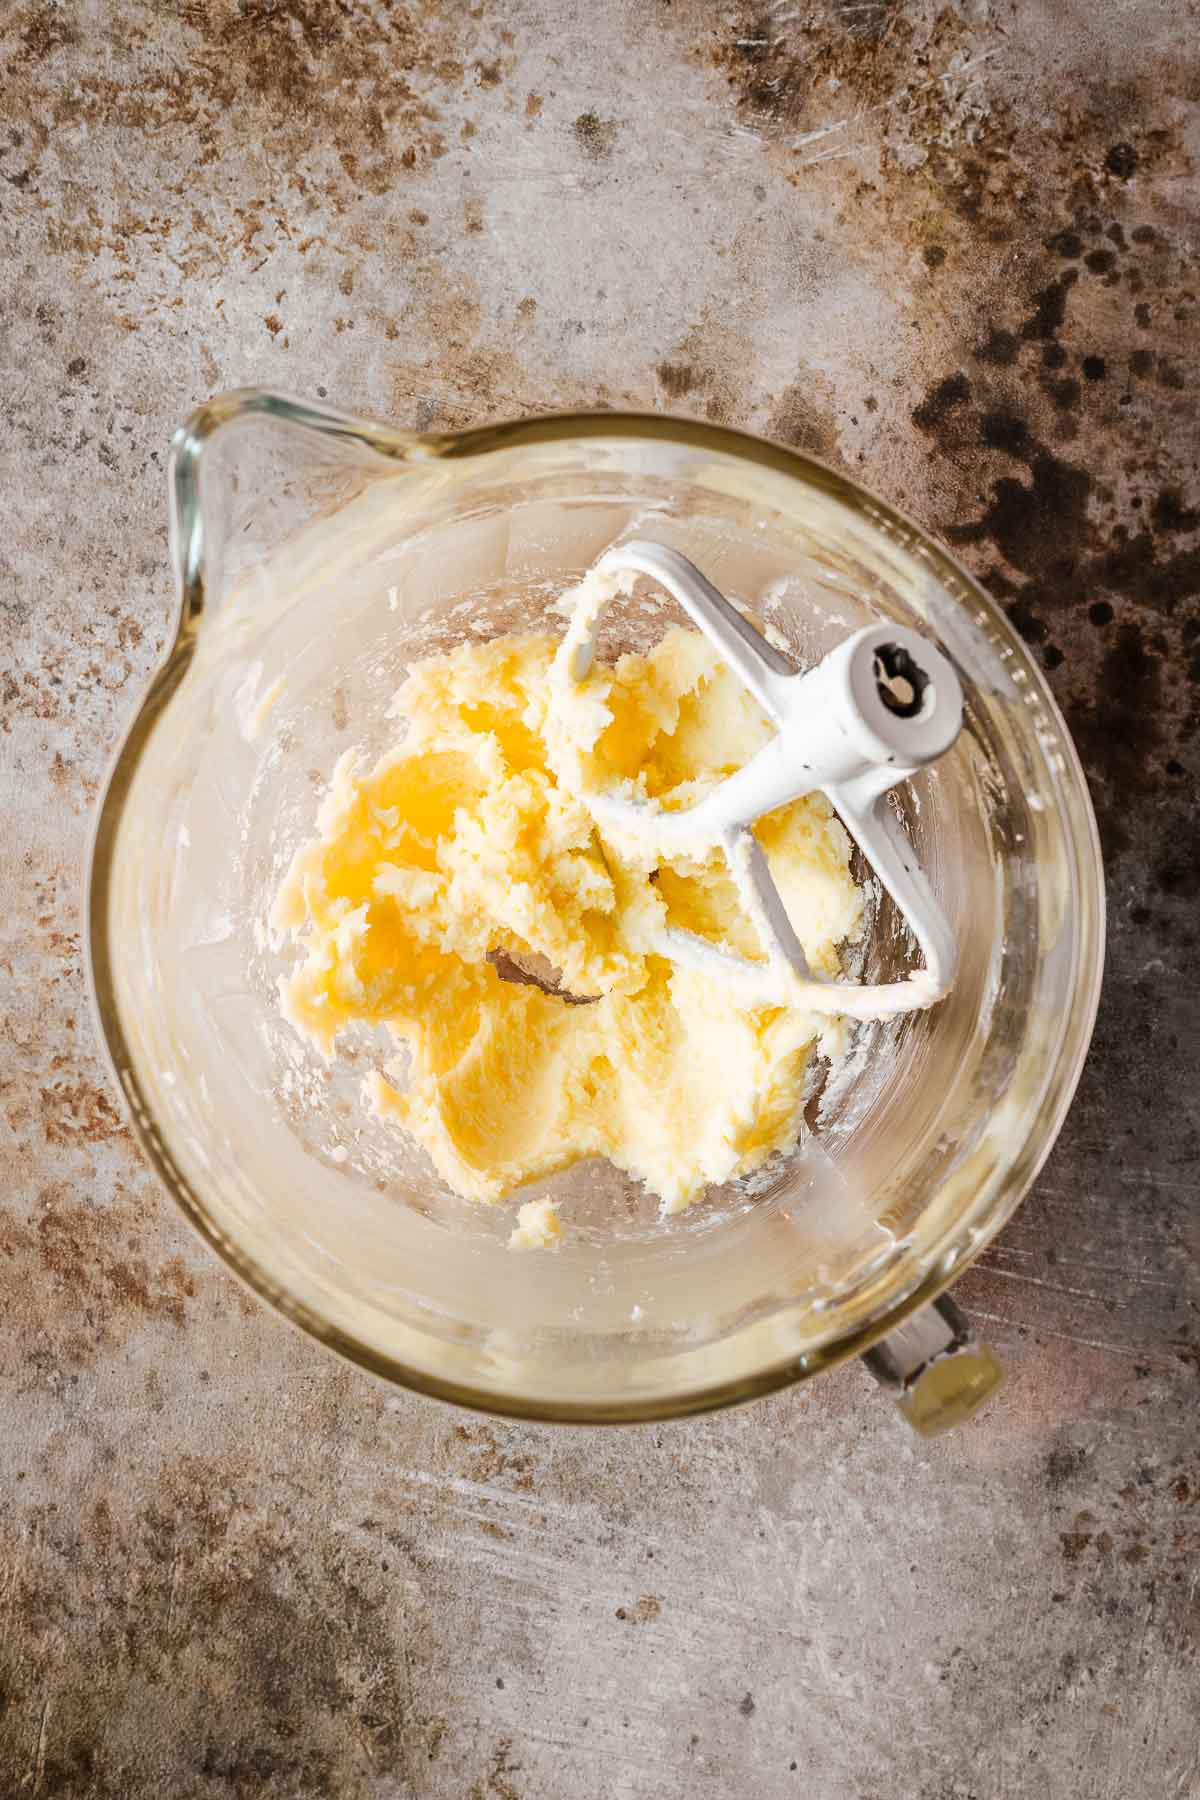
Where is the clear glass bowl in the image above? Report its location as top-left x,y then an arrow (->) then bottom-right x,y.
87,393 -> 1104,1423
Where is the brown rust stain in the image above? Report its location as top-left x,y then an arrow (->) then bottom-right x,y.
37,1075 -> 125,1146
1043,1443 -> 1088,1495
786,13 -> 1200,870
14,0 -> 82,62
573,109 -> 619,161
662,6 -> 1200,856
1060,1511 -> 1097,1564
452,1421 -> 537,1492
656,360 -> 699,400
469,1737 -> 524,1800
765,376 -> 842,464
648,315 -> 770,428
705,1 -> 1001,185
0,1456 -> 427,1795
615,1594 -> 662,1624
7,0 -> 497,218
3,1187 -> 197,1331
385,265 -> 646,427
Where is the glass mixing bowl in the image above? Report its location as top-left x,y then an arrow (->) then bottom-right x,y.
87,392 -> 1104,1427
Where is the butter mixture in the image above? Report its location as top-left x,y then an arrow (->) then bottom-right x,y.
273,588 -> 864,1232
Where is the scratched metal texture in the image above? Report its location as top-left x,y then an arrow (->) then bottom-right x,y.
2,2 -> 1198,1795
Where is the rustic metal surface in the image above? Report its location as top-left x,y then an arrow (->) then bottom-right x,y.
3,2 -> 1198,1794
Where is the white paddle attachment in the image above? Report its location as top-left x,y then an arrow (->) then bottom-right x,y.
557,542 -> 964,1018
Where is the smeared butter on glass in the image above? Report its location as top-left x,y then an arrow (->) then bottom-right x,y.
508,1197 -> 564,1252
272,581 -> 864,1234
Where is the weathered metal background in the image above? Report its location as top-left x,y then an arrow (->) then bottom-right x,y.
2,2 -> 1198,1793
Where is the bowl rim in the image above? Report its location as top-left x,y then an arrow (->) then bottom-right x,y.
86,390 -> 1107,1424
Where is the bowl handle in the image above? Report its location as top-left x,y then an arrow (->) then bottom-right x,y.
861,1293 -> 1003,1436
168,388 -> 432,636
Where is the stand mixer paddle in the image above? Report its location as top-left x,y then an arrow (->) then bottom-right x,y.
554,541 -> 965,1018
